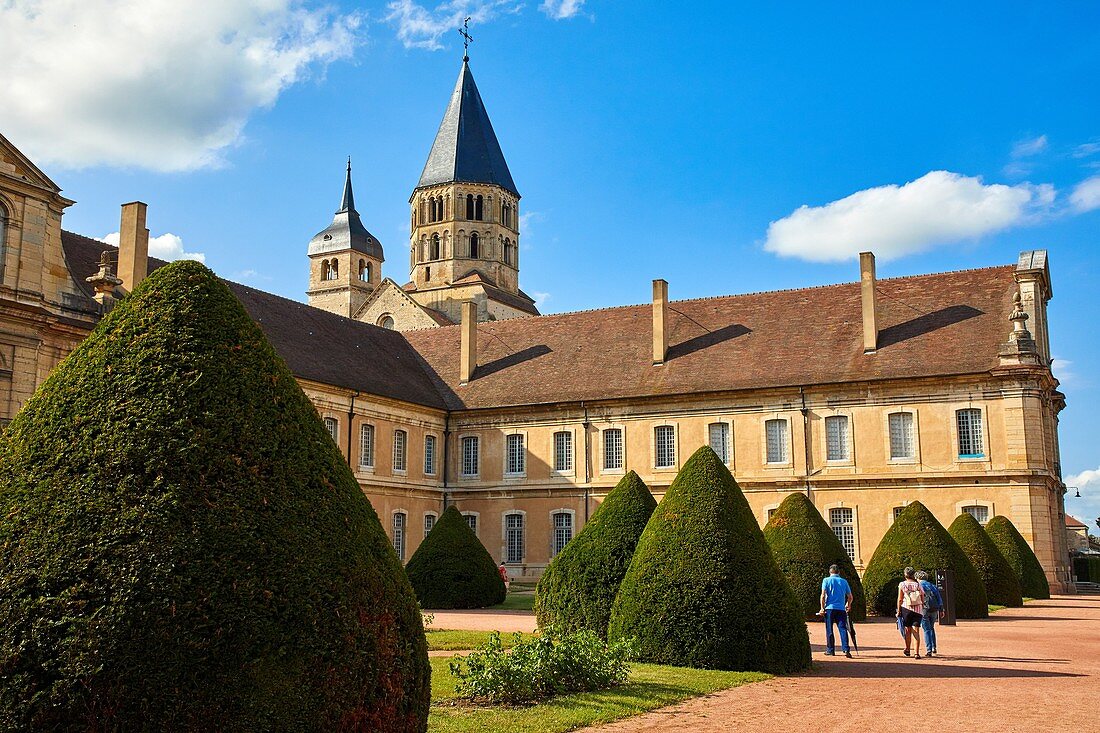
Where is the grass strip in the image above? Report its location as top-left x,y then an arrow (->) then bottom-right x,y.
426,630 -> 539,651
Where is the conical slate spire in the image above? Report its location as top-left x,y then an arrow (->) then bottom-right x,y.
417,60 -> 519,197
308,161 -> 384,261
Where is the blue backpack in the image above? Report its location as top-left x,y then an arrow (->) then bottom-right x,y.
922,581 -> 942,611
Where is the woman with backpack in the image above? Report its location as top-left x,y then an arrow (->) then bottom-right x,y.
896,566 -> 925,658
916,570 -> 944,657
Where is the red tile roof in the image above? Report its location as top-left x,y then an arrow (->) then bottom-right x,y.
1066,516 -> 1088,529
404,265 -> 1020,410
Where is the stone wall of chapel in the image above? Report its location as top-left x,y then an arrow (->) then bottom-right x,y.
357,282 -> 446,330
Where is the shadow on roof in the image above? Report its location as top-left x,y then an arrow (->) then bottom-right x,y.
877,305 -> 984,349
476,344 -> 553,379
667,323 -> 752,361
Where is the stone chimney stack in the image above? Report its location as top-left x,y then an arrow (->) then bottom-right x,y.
117,201 -> 149,293
859,252 -> 878,353
652,279 -> 669,365
460,300 -> 477,385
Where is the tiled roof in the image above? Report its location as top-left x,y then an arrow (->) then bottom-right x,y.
404,265 -> 1019,410
1066,516 -> 1088,529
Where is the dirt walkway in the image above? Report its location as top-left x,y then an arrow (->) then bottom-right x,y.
428,609 -> 537,633
585,595 -> 1100,733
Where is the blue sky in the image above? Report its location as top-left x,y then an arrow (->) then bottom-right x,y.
3,2 -> 1098,524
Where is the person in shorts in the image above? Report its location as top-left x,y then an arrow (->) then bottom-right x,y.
896,566 -> 925,658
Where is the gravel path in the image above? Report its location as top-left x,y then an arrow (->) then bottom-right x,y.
428,609 -> 538,633
582,594 -> 1100,733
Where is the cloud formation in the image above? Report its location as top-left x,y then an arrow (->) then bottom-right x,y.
1066,467 -> 1100,530
1011,134 -> 1049,159
385,0 -> 519,50
101,232 -> 206,264
0,0 -> 360,172
540,0 -> 586,20
1070,176 -> 1100,213
763,171 -> 1055,263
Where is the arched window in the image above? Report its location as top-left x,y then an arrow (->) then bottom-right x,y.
466,194 -> 474,220
0,203 -> 7,269
430,234 -> 440,260
424,266 -> 431,281
358,259 -> 368,282
321,259 -> 331,280
504,239 -> 513,265
379,315 -> 395,330
475,195 -> 483,221
331,259 -> 339,279
469,232 -> 479,258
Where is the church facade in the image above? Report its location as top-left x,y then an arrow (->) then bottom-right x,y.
0,57 -> 1073,592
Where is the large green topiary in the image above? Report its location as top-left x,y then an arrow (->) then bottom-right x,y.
535,471 -> 657,636
607,447 -> 811,673
763,492 -> 867,622
405,506 -> 506,609
948,513 -> 1023,607
0,261 -> 429,732
862,501 -> 988,619
984,515 -> 1051,600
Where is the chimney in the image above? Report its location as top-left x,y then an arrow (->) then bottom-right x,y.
117,201 -> 149,293
859,252 -> 878,353
652,279 -> 669,365
459,301 -> 477,384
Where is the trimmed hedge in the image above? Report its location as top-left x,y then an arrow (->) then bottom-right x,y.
0,261 -> 429,732
607,447 -> 811,673
862,501 -> 988,619
405,506 -> 506,609
1073,556 -> 1100,583
763,492 -> 867,621
535,471 -> 657,636
948,513 -> 1023,607
984,515 -> 1051,599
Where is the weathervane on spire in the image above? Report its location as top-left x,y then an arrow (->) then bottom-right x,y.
459,16 -> 473,62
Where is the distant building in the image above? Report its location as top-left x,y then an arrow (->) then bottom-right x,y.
0,55 -> 1074,592
1066,515 -> 1090,553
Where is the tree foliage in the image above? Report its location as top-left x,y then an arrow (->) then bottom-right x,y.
405,506 -> 506,609
948,513 -> 1023,607
535,471 -> 657,636
608,447 -> 811,673
984,515 -> 1051,600
0,261 -> 429,732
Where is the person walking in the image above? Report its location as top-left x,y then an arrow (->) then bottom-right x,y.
819,564 -> 854,658
896,566 -> 925,658
498,562 -> 510,593
916,570 -> 944,657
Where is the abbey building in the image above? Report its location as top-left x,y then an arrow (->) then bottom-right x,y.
0,57 -> 1074,593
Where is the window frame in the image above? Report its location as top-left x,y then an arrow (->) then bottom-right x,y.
763,417 -> 792,466
653,423 -> 677,470
460,434 -> 480,479
503,431 -> 526,477
956,500 -> 994,525
826,504 -> 859,562
708,420 -> 732,466
552,429 -> 575,475
550,509 -> 576,557
423,511 -> 437,538
423,433 -> 438,476
392,510 -> 408,562
954,407 -> 987,461
885,409 -> 919,463
323,416 -> 339,444
601,426 -> 626,474
502,510 -> 526,565
461,511 -> 480,537
358,422 -> 376,470
823,413 -> 852,463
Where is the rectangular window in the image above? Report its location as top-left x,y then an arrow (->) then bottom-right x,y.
359,424 -> 375,468
767,508 -> 777,521
552,512 -> 574,556
393,512 -> 406,561
825,415 -> 850,461
830,508 -> 855,559
957,409 -> 984,458
962,505 -> 990,524
505,433 -> 525,475
505,513 -> 525,564
765,419 -> 788,464
554,431 -> 573,472
324,417 -> 339,442
603,428 -> 624,471
393,429 -> 407,472
424,434 -> 437,475
654,425 -> 676,468
708,422 -> 730,464
888,412 -> 915,460
424,513 -> 436,536
893,506 -> 906,522
461,436 -> 479,477
464,513 -> 478,535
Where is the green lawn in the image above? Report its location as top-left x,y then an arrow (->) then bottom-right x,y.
428,657 -> 769,733
490,582 -> 536,611
426,629 -> 539,651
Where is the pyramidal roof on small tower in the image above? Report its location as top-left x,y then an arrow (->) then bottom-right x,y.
416,59 -> 519,198
309,159 -> 384,260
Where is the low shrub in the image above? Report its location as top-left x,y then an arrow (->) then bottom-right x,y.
1073,556 -> 1100,583
984,516 -> 1051,600
448,628 -> 634,705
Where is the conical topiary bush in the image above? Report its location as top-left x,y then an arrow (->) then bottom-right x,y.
0,261 -> 429,732
763,492 -> 867,621
948,513 -> 1023,607
405,505 -> 505,609
984,515 -> 1051,600
535,471 -> 657,636
608,447 -> 811,673
862,501 -> 988,619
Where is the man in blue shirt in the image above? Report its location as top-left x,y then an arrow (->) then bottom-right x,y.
819,564 -> 854,658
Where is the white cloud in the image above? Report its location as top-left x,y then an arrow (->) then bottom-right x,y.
385,0 -> 520,50
518,210 -> 545,249
764,171 -> 1055,263
540,0 -> 586,20
100,232 -> 206,263
530,291 -> 551,308
1066,468 -> 1100,531
1070,176 -> 1100,213
1072,141 -> 1100,159
0,1 -> 361,172
1050,356 -> 1078,386
1011,134 -> 1048,159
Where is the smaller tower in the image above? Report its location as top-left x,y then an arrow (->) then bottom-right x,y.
307,160 -> 384,318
